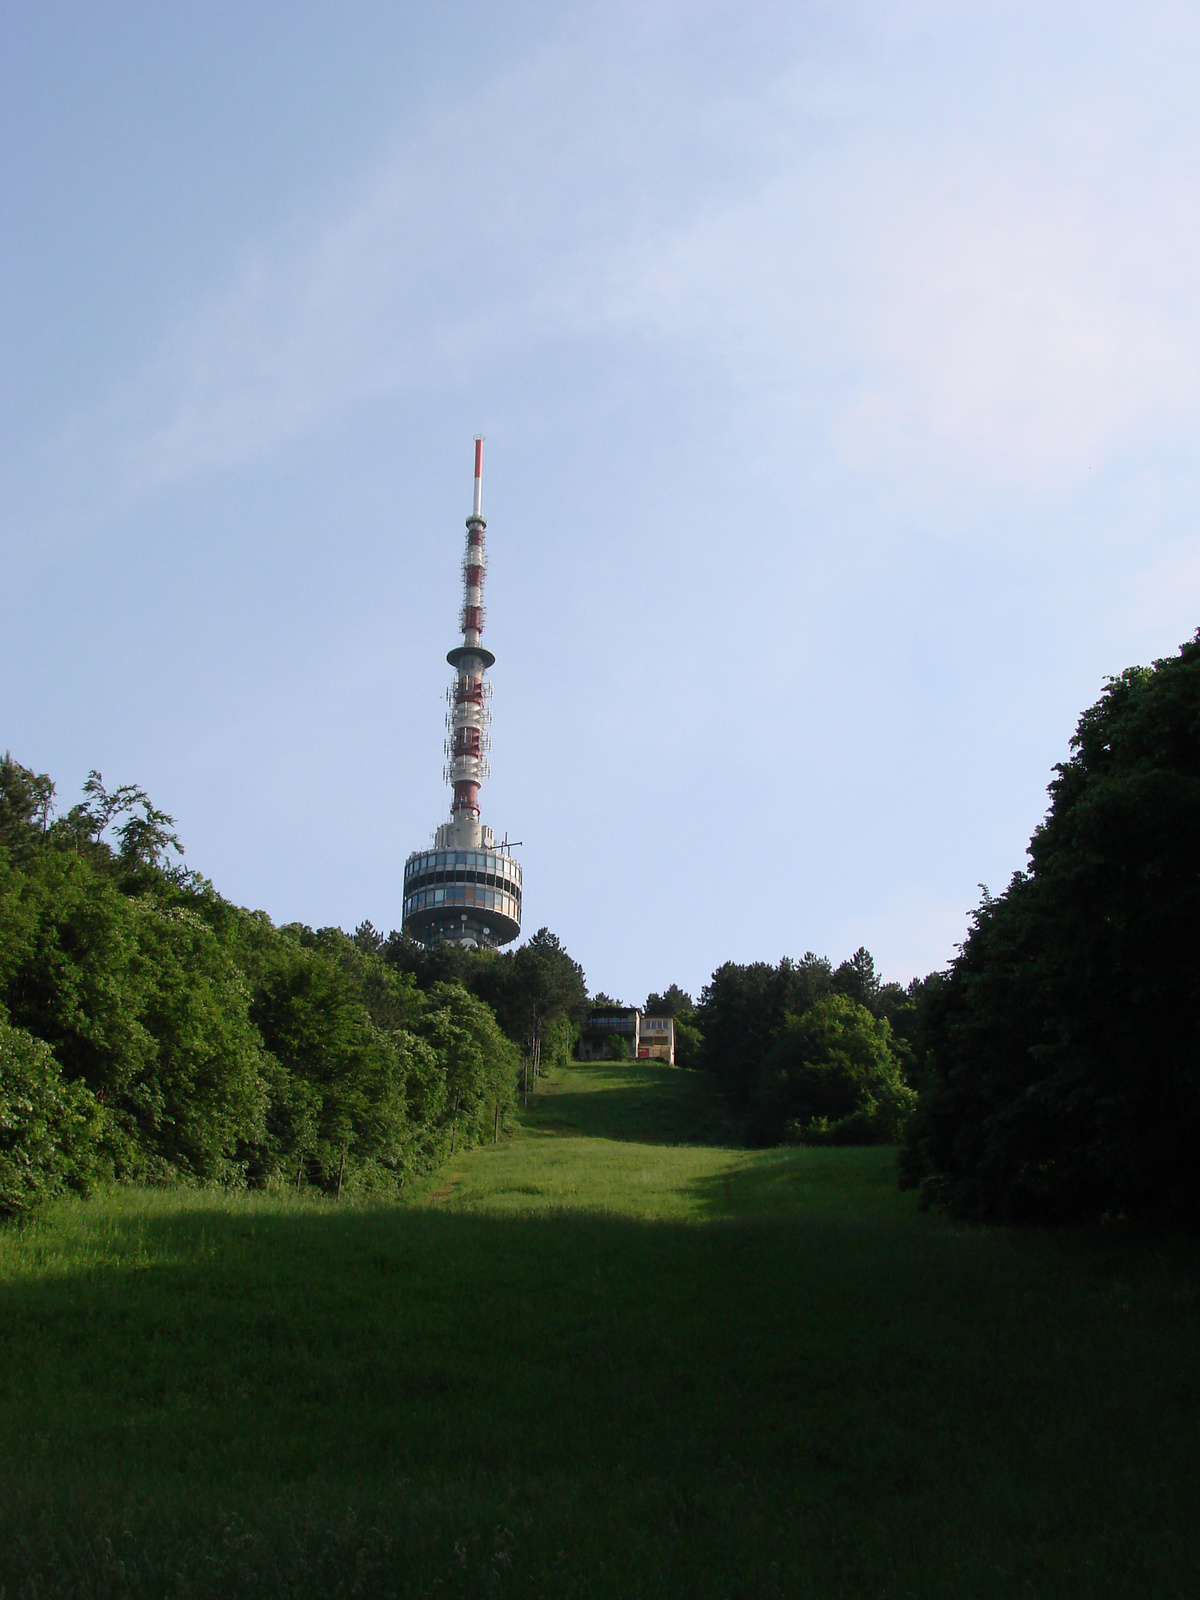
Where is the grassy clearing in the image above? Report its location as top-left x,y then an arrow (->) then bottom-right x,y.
409,1062 -> 899,1222
1,1063 -> 1197,1598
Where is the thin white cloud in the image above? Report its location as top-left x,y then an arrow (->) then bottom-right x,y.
615,128 -> 1200,489
55,7 -> 1200,515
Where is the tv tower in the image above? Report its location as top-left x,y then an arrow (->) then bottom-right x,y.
401,438 -> 523,949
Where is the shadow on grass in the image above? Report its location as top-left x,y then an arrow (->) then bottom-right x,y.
2,1189 -> 1200,1598
525,1062 -> 740,1146
686,1145 -> 912,1221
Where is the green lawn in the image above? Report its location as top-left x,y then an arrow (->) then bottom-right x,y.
1,1062 -> 1197,1598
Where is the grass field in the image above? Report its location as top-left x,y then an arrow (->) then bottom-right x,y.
1,1062 -> 1198,1598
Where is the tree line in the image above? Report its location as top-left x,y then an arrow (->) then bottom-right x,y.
634,957 -> 929,1148
4,630 -> 1195,1229
899,630 -> 1199,1227
0,761 -> 586,1218
648,630 -> 1199,1228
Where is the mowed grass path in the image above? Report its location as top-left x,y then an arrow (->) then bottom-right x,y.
1,1065 -> 1198,1598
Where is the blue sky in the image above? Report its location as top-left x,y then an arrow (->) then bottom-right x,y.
3,1 -> 1198,1003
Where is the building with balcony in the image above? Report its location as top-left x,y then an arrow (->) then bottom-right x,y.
577,1008 -> 675,1064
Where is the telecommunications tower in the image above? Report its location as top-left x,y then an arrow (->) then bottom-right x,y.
400,439 -> 523,949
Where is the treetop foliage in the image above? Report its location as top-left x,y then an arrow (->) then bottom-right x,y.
644,985 -> 693,1017
760,994 -> 916,1146
690,946 -> 921,1143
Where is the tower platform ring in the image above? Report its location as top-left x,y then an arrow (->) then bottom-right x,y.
447,645 -> 495,670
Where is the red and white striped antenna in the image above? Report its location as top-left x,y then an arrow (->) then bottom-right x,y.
472,435 -> 484,519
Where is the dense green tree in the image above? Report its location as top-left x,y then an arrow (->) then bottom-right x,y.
671,1016 -> 703,1069
383,929 -> 491,993
696,948 -> 922,1137
415,982 -> 519,1153
901,631 -> 1200,1225
352,920 -> 384,956
758,995 -> 916,1145
0,759 -> 549,1210
0,1019 -> 103,1219
472,929 -> 587,1096
124,902 -> 268,1177
644,985 -> 693,1016
246,930 -> 421,1189
384,926 -> 587,1086
60,769 -> 185,877
831,948 -> 879,1010
0,754 -> 55,862
885,973 -> 943,1090
0,843 -> 155,1113
697,954 -> 834,1106
0,845 -> 268,1178
539,1013 -> 576,1073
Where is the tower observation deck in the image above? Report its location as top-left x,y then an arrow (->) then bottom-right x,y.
401,439 -> 522,949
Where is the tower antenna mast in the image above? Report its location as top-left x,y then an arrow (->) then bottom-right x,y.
400,439 -> 523,950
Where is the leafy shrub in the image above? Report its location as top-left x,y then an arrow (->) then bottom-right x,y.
0,846 -> 270,1180
758,995 -> 915,1145
672,1016 -> 702,1067
414,982 -> 520,1154
0,1018 -> 103,1218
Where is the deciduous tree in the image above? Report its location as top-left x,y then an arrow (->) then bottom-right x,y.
901,631 -> 1200,1225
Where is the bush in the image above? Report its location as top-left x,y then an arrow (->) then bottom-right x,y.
245,928 -> 434,1190
757,995 -> 915,1145
672,1016 -> 703,1068
0,1018 -> 103,1219
414,982 -> 520,1155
